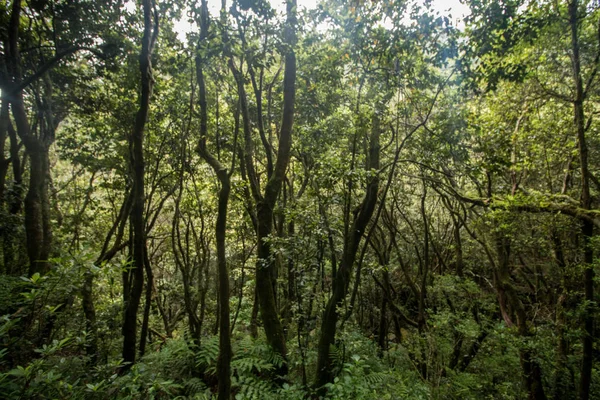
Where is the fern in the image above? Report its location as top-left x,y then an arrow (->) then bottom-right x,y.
229,336 -> 290,399
195,336 -> 219,371
231,357 -> 274,374
263,348 -> 284,369
232,374 -> 276,400
184,377 -> 209,396
329,344 -> 345,375
364,371 -> 388,386
142,338 -> 197,378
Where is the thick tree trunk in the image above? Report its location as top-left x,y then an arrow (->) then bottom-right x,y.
256,0 -> 297,369
255,200 -> 288,370
25,146 -> 51,276
7,0 -> 54,277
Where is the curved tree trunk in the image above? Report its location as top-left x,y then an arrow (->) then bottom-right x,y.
228,0 -> 297,378
196,1 -> 232,397
7,0 -> 53,277
315,110 -> 380,391
255,0 -> 297,376
122,0 -> 157,368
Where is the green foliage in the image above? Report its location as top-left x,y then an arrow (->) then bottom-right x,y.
1,0 -> 600,399
194,335 -> 219,375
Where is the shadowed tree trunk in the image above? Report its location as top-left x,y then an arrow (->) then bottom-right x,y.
121,0 -> 158,368
567,2 -> 594,398
494,232 -> 546,400
228,0 -> 297,378
0,100 -> 9,210
255,0 -> 296,377
0,100 -> 10,274
315,109 -> 380,391
195,0 -> 232,397
6,0 -> 54,276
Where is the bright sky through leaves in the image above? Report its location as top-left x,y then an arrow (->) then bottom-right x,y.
173,0 -> 471,40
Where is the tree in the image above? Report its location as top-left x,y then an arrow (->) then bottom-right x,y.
122,0 -> 158,368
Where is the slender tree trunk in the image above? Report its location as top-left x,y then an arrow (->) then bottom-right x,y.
495,233 -> 547,400
0,100 -> 9,209
377,293 -> 388,354
196,1 -> 232,396
229,0 -> 296,377
0,100 -> 11,275
82,270 -> 98,364
214,170 -> 231,399
452,215 -> 464,278
3,117 -> 23,274
256,0 -> 297,362
568,3 -> 594,399
552,232 -> 575,400
82,190 -> 131,365
7,118 -> 22,216
122,0 -> 157,368
315,110 -> 380,391
139,246 -> 154,357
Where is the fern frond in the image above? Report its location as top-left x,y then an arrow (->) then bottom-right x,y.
232,374 -> 276,400
195,336 -> 219,369
231,357 -> 274,374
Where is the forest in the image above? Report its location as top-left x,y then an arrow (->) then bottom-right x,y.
0,0 -> 599,398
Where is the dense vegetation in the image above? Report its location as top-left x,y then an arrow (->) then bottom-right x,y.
0,0 -> 599,398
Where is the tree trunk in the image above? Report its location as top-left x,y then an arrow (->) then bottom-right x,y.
83,190 -> 131,365
495,233 -> 547,400
122,0 -> 157,368
139,246 -> 154,357
229,0 -> 296,377
0,100 -> 9,209
24,146 -> 51,276
568,3 -> 594,399
7,0 -> 54,277
315,110 -> 380,391
196,1 -> 232,397
552,232 -> 575,400
82,270 -> 98,365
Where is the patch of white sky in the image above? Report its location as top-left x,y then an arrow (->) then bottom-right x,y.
171,0 -> 471,41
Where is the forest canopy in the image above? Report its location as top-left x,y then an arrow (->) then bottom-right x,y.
0,0 -> 599,399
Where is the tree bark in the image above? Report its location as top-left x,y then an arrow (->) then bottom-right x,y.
256,0 -> 296,373
24,145 -> 51,276
229,0 -> 297,377
315,109 -> 380,391
196,1 -> 232,397
6,0 -> 54,276
568,3 -> 594,399
495,232 -> 547,400
139,246 -> 154,357
122,0 -> 157,368
0,100 -> 9,209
